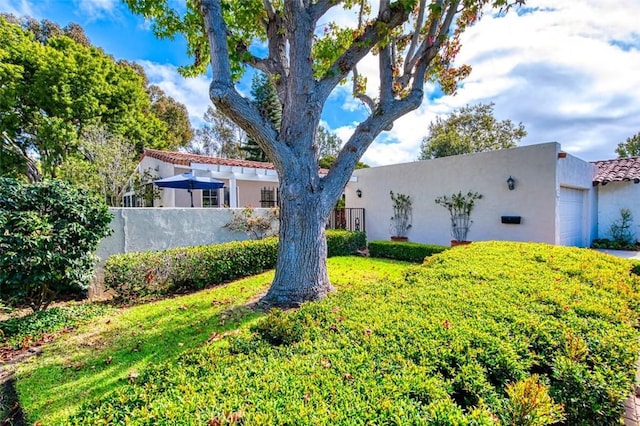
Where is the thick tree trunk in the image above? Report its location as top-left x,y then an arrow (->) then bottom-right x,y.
262,183 -> 334,307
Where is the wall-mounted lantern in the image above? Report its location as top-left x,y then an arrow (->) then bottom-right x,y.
507,176 -> 515,191
356,188 -> 363,198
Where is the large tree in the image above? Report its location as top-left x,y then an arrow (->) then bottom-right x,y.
419,102 -> 527,159
615,132 -> 640,158
0,16 -> 189,180
126,0 -> 522,306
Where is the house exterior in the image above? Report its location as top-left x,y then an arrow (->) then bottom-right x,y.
127,143 -> 639,249
345,142 -> 599,247
125,149 -> 282,208
593,156 -> 640,240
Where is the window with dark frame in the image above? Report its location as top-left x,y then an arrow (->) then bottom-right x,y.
260,187 -> 278,207
202,189 -> 219,207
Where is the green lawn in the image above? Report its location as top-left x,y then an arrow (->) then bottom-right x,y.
15,244 -> 640,424
15,256 -> 406,424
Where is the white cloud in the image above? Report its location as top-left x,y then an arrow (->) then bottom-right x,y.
330,1 -> 640,166
74,0 -> 119,20
0,0 -> 35,17
138,61 -> 212,126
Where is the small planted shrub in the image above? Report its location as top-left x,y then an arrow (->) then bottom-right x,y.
223,207 -> 279,239
435,190 -> 483,242
0,178 -> 112,311
368,240 -> 448,262
592,208 -> 639,250
389,191 -> 412,239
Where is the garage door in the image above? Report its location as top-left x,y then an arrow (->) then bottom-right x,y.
559,187 -> 584,247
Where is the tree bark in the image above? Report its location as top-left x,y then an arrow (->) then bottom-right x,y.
262,179 -> 334,306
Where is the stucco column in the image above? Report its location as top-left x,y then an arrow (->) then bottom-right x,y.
229,176 -> 238,207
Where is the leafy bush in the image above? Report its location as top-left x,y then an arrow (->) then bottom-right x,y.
325,229 -> 366,256
104,238 -> 279,302
0,303 -> 111,349
368,240 -> 448,262
105,231 -> 365,302
0,178 -> 112,311
72,242 -> 640,424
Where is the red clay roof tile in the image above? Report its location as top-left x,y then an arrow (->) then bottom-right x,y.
593,157 -> 640,185
143,149 -> 276,170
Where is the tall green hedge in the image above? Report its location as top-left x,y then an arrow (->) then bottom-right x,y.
368,240 -> 448,262
0,178 -> 112,311
105,230 -> 366,302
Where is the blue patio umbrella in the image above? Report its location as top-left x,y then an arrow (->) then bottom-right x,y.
154,172 -> 224,207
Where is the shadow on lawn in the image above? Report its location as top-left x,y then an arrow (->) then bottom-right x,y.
16,291 -> 267,424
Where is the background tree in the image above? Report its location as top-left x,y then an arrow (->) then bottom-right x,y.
419,102 -> 527,159
316,125 -> 368,169
241,73 -> 282,162
58,125 -> 137,206
125,0 -> 523,306
0,16 -> 190,181
148,85 -> 194,150
185,105 -> 246,158
615,132 -> 640,158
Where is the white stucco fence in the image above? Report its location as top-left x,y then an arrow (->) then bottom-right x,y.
92,208 -> 273,294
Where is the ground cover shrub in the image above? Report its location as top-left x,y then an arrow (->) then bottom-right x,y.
0,303 -> 111,349
0,178 -> 112,311
368,239 -> 448,262
105,231 -> 366,302
69,243 -> 640,425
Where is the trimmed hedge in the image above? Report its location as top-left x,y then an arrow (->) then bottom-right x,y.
326,229 -> 366,256
368,240 -> 448,262
104,230 -> 366,302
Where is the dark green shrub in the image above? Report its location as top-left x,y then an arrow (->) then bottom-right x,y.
325,229 -> 367,256
368,240 -> 448,262
105,231 -> 365,302
0,178 -> 112,311
104,238 -> 279,302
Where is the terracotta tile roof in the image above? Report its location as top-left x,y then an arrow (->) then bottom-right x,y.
143,148 -> 331,174
593,156 -> 640,185
143,149 -> 276,170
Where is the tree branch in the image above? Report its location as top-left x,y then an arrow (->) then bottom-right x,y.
309,0 -> 342,22
1,131 -> 41,183
351,0 -> 375,112
316,3 -> 411,103
200,0 -> 291,165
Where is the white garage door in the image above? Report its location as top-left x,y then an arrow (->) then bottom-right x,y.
559,187 -> 584,247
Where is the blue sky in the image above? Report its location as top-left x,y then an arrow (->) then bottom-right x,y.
1,0 -> 640,166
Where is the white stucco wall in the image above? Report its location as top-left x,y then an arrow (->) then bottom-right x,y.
597,182 -> 640,240
346,142 -> 596,247
95,207 -> 281,262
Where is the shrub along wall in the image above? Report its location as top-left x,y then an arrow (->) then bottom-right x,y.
368,240 -> 448,262
104,230 -> 366,302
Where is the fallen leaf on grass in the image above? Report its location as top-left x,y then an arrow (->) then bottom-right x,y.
128,370 -> 139,383
104,356 -> 112,365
